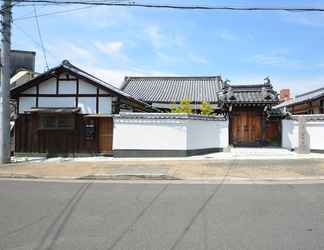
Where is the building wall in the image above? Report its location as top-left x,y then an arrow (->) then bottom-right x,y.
113,113 -> 229,157
17,74 -> 114,115
282,116 -> 324,152
287,97 -> 324,114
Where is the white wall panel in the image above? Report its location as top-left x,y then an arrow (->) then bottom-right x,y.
113,119 -> 187,150
22,86 -> 36,94
58,80 -> 76,94
99,88 -> 109,94
79,79 -> 97,94
19,97 -> 36,113
99,97 -> 112,114
38,97 -> 75,108
282,120 -> 298,150
78,97 -> 96,114
38,78 -> 57,94
187,119 -> 229,150
113,115 -> 229,151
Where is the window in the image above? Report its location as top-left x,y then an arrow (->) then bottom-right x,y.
39,115 -> 75,130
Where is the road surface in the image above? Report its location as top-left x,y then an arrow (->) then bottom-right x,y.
0,180 -> 323,250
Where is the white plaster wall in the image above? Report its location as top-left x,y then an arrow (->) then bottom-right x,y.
38,97 -> 75,108
78,97 -> 96,114
19,97 -> 36,113
58,80 -> 76,94
306,121 -> 324,151
281,119 -> 298,150
113,119 -> 187,150
38,78 -> 57,94
113,117 -> 229,151
187,119 -> 229,150
99,97 -> 112,114
22,86 -> 36,94
79,79 -> 97,94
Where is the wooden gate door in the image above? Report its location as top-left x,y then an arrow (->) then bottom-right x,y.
98,117 -> 113,154
231,111 -> 262,146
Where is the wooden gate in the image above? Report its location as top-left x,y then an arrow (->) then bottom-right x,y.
230,110 -> 263,146
98,117 -> 113,154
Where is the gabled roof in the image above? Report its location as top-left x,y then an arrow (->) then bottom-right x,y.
221,83 -> 279,104
274,87 -> 324,109
121,76 -> 224,103
10,60 -> 156,111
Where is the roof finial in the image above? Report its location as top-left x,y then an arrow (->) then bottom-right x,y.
62,59 -> 71,66
264,76 -> 271,86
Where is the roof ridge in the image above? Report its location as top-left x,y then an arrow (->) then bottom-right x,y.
295,87 -> 324,98
125,76 -> 221,80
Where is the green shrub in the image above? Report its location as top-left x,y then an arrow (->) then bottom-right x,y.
201,101 -> 213,115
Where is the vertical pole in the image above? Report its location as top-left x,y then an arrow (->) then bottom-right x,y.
0,0 -> 12,163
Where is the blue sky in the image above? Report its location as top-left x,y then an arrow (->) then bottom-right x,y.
11,0 -> 324,95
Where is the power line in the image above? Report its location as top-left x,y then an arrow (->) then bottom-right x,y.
32,4 -> 49,70
11,1 -> 324,12
14,5 -> 96,20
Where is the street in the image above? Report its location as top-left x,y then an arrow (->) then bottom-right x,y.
0,180 -> 324,250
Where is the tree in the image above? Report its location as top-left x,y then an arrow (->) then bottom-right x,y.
171,99 -> 193,114
201,101 -> 213,115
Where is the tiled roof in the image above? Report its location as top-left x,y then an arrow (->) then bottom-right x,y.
220,84 -> 279,104
115,112 -> 226,121
121,76 -> 278,105
274,87 -> 324,109
121,76 -> 224,103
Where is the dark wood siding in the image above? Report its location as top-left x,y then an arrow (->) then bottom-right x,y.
15,114 -> 113,156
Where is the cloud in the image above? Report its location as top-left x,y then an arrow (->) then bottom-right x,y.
188,54 -> 208,65
247,53 -> 304,69
86,66 -> 173,87
95,41 -> 123,55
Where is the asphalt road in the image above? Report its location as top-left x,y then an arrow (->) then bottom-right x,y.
0,180 -> 324,250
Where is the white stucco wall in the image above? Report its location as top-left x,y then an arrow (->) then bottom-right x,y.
17,77 -> 112,114
38,78 -> 57,94
38,97 -> 75,108
187,119 -> 229,150
113,118 -> 187,150
19,97 -> 36,113
306,121 -> 324,151
113,113 -> 229,152
281,119 -> 298,150
282,117 -> 324,151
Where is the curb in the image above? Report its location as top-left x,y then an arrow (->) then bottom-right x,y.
78,174 -> 181,180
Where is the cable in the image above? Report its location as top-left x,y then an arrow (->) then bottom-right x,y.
32,4 -> 49,70
11,1 -> 324,12
13,22 -> 59,63
14,5 -> 96,20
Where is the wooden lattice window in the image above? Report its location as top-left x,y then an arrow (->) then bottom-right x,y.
39,115 -> 75,130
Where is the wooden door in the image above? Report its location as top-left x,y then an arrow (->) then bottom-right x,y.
98,117 -> 113,154
231,111 -> 262,146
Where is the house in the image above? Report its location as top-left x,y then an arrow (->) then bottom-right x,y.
10,60 -> 156,157
275,87 -> 324,114
122,76 -> 280,146
6,50 -> 36,77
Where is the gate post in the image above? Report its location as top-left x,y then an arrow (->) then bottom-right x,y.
296,116 -> 310,154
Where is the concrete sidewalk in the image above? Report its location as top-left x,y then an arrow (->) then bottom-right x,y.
1,156 -> 324,181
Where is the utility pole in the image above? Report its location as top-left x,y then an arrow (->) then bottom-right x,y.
0,0 -> 12,163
